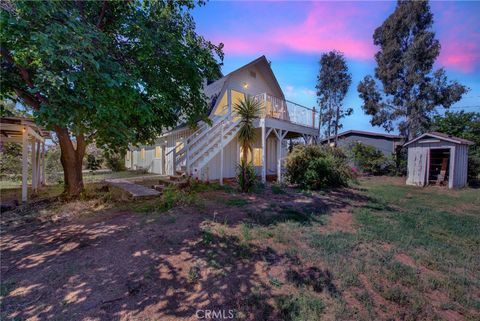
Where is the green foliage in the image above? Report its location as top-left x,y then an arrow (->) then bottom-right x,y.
236,159 -> 256,193
285,145 -> 354,189
235,97 -> 261,159
1,1 -> 223,194
316,50 -> 353,140
357,1 -> 467,139
350,142 -> 395,175
86,154 -> 102,171
45,145 -> 63,184
430,111 -> 480,181
276,292 -> 325,321
104,152 -> 125,172
0,143 -> 22,181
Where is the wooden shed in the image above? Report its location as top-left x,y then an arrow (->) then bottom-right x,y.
404,132 -> 473,188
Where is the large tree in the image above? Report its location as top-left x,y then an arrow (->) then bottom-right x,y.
357,0 -> 467,140
430,111 -> 480,180
316,50 -> 352,145
0,0 -> 223,196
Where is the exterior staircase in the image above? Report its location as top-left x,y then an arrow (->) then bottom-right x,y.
172,113 -> 241,180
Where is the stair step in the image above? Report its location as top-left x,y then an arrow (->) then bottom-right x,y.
153,184 -> 165,192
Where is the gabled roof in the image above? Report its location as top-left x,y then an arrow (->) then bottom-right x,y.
172,55 -> 284,132
403,132 -> 474,147
320,130 -> 403,143
203,55 -> 285,115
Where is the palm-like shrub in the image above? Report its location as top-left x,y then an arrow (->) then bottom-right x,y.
235,98 -> 261,192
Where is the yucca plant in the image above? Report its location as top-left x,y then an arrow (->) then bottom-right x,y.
235,98 -> 261,192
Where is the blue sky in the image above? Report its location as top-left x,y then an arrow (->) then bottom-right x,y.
193,1 -> 480,134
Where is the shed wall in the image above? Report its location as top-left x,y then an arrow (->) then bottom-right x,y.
406,139 -> 469,188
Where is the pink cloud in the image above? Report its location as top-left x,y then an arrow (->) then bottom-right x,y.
213,2 -> 387,60
209,1 -> 479,73
432,2 -> 480,73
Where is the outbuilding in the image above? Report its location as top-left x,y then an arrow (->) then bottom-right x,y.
404,132 -> 473,188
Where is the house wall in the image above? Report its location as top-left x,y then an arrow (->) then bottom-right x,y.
126,128 -> 193,175
202,129 -> 286,181
336,134 -> 400,155
406,139 -> 467,188
226,65 -> 284,99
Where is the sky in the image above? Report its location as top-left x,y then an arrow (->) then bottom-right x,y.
192,0 -> 480,134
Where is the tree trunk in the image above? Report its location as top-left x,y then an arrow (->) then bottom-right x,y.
55,126 -> 86,197
334,103 -> 340,147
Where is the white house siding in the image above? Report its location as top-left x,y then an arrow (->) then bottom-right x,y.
226,65 -> 283,101
201,130 -> 287,181
203,137 -> 239,181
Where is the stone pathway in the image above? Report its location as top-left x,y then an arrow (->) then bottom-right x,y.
105,178 -> 161,199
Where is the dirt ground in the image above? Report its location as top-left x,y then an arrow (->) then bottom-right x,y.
1,178 -> 478,321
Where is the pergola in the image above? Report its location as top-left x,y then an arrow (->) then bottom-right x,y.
0,117 -> 51,202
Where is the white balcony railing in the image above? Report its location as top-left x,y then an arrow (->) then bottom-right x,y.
252,93 -> 318,129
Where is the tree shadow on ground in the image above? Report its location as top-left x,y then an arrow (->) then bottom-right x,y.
0,184 -> 367,321
0,205 -> 282,320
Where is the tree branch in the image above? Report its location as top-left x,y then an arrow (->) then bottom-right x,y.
1,47 -> 47,109
96,1 -> 108,29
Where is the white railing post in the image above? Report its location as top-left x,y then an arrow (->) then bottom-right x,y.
263,92 -> 267,118
220,121 -> 224,185
186,139 -> 190,175
227,89 -> 232,118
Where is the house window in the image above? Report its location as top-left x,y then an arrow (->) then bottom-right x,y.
231,90 -> 246,109
253,148 -> 262,166
176,141 -> 184,153
155,146 -> 161,158
249,70 -> 256,78
240,147 -> 262,166
214,91 -> 228,116
140,148 -> 145,160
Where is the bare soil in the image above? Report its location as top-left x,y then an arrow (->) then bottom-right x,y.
1,178 -> 478,321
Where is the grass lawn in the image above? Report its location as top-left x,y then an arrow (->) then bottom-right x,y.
0,176 -> 478,321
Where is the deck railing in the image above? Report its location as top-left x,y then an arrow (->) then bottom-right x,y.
252,93 -> 318,129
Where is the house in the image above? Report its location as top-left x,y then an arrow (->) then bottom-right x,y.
126,56 -> 319,183
320,130 -> 404,155
404,132 -> 473,188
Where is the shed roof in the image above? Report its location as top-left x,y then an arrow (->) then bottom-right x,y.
320,130 -> 403,143
403,132 -> 474,147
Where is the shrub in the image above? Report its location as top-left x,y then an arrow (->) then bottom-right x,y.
86,154 -> 102,171
0,143 -> 22,181
237,159 -> 256,192
285,145 -> 354,190
104,152 -> 126,172
468,150 -> 480,184
45,145 -> 63,184
350,142 -> 395,175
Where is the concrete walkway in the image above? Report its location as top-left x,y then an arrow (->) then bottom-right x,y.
105,178 -> 161,199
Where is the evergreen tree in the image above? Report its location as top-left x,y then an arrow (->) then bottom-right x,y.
357,0 -> 467,140
316,51 -> 352,145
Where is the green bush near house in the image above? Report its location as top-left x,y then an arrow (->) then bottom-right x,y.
86,154 -> 102,171
350,142 -> 395,175
285,145 -> 354,190
104,152 -> 126,172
